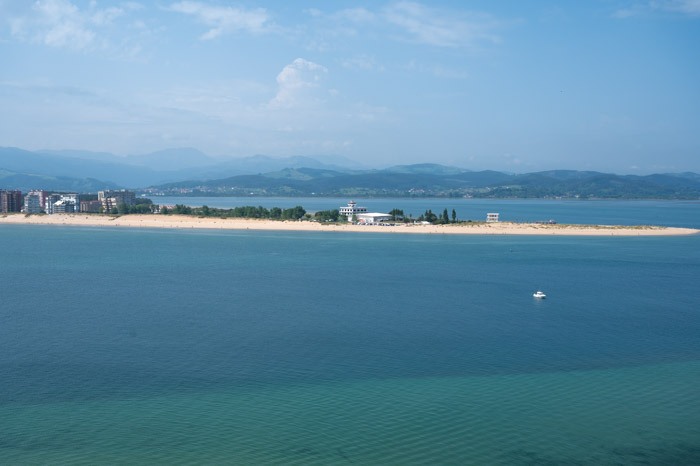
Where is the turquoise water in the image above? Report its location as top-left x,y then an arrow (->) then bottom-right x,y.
2,214 -> 700,463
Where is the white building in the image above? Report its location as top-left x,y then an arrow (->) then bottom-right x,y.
356,213 -> 392,223
52,199 -> 76,213
486,213 -> 499,223
45,194 -> 62,214
340,200 -> 367,220
61,194 -> 81,212
45,194 -> 80,214
23,193 -> 43,214
339,201 -> 391,223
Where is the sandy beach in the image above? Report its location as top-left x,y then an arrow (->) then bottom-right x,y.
1,213 -> 698,236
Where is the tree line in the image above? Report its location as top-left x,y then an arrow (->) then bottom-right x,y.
161,204 -> 307,220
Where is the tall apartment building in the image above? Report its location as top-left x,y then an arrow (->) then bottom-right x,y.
80,200 -> 102,213
23,190 -> 48,213
53,199 -> 76,213
45,194 -> 62,214
98,189 -> 136,212
0,189 -> 23,213
61,194 -> 81,212
23,192 -> 43,213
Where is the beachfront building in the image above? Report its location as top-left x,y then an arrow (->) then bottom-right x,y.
356,213 -> 392,223
44,194 -> 80,214
99,189 -> 136,212
52,199 -> 76,213
339,201 -> 391,223
80,200 -> 102,213
486,213 -> 500,223
22,190 -> 47,213
45,194 -> 62,214
340,200 -> 367,221
23,192 -> 43,213
0,189 -> 23,213
61,194 -> 81,212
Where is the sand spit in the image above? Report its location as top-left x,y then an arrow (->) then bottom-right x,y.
1,214 -> 698,236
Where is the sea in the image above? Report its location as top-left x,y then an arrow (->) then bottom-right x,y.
1,199 -> 699,465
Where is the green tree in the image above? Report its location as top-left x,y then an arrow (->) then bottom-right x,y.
452,209 -> 457,222
422,209 -> 437,223
201,205 -> 210,216
443,208 -> 449,224
389,209 -> 404,221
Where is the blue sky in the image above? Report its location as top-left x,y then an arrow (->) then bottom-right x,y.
1,0 -> 699,173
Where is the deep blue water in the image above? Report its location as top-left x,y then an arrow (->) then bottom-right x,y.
1,202 -> 700,464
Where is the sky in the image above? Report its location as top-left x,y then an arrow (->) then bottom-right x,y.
1,0 -> 699,173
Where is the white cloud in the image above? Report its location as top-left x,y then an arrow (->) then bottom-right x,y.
269,58 -> 328,109
383,2 -> 500,48
340,54 -> 383,71
336,8 -> 375,23
406,60 -> 468,79
7,0 -> 134,50
304,2 -> 500,50
167,1 -> 270,39
655,0 -> 700,15
614,0 -> 700,17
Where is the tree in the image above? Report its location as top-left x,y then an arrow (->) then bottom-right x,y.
201,205 -> 210,216
452,209 -> 457,222
389,208 -> 404,221
314,209 -> 340,222
161,206 -> 169,215
419,209 -> 438,223
443,208 -> 449,224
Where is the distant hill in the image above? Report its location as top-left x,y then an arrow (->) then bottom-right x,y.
0,147 -> 363,188
0,168 -> 119,192
149,165 -> 700,199
3,146 -> 699,199
381,163 -> 469,175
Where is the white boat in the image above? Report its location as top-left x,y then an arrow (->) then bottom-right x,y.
533,290 -> 546,299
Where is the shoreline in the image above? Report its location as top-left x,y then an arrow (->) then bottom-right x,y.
1,214 -> 698,236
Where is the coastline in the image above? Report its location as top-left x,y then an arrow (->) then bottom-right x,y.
1,214 -> 698,236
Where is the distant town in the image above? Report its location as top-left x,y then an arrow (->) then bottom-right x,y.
0,189 -> 155,215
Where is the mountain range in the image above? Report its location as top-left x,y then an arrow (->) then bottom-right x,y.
151,167 -> 700,199
2,146 -> 699,199
0,147 -> 362,191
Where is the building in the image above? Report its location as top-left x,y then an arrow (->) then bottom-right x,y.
61,194 -> 81,212
52,199 -> 76,213
44,194 -> 82,214
23,192 -> 44,213
356,213 -> 392,223
0,189 -> 23,213
339,200 -> 391,223
80,200 -> 102,213
340,200 -> 367,220
44,194 -> 62,214
99,189 -> 135,212
486,213 -> 499,223
23,190 -> 47,213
